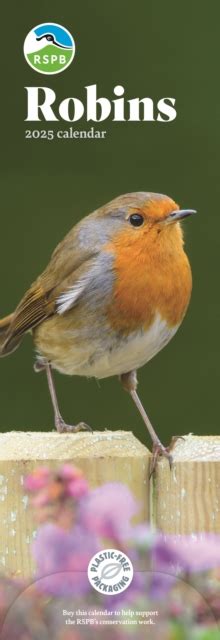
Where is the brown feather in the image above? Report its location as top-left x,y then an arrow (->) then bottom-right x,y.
2,248 -> 97,354
0,313 -> 21,356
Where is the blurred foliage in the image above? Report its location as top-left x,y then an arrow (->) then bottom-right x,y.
1,465 -> 220,639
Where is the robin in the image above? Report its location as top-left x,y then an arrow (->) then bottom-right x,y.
0,192 -> 196,471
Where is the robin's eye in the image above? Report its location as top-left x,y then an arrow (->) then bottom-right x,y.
129,213 -> 144,227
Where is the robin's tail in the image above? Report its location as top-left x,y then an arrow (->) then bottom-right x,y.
0,313 -> 22,356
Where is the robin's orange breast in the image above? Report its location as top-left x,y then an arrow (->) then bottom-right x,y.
105,221 -> 192,334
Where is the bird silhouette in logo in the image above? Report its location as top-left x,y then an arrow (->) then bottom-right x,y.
36,33 -> 72,49
23,24 -> 74,56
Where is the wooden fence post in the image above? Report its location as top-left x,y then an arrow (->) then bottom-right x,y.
1,432 -> 220,578
0,430 -> 151,577
152,434 -> 220,534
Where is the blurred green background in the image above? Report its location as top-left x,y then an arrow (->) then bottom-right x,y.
0,1 -> 219,447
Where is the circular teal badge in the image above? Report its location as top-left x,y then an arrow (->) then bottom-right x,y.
24,22 -> 75,75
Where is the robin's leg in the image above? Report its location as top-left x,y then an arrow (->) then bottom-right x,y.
34,361 -> 92,433
120,370 -> 176,475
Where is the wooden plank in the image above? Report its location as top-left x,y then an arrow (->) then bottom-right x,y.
152,434 -> 220,534
0,430 -> 151,577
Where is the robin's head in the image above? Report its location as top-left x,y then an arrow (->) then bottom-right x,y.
94,192 -> 196,249
77,192 -> 196,257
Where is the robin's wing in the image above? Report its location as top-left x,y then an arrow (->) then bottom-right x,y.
3,207 -> 116,352
4,251 -> 99,347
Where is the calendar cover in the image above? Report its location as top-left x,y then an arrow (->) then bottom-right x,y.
0,1 -> 219,639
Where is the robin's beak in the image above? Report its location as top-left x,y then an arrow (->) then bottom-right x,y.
166,209 -> 197,224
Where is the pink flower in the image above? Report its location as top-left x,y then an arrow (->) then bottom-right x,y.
24,467 -> 50,491
132,528 -> 220,576
157,533 -> 220,574
79,482 -> 139,541
32,522 -> 99,596
24,464 -> 89,505
57,464 -> 84,481
67,477 -> 89,498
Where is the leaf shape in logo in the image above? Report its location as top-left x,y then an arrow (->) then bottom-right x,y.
101,562 -> 122,581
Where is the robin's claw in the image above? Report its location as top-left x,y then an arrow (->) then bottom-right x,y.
55,419 -> 93,434
149,435 -> 184,477
77,422 -> 93,433
169,434 -> 185,450
149,442 -> 173,478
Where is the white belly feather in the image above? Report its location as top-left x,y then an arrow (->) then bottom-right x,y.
56,313 -> 180,378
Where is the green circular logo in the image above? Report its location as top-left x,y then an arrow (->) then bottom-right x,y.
24,22 -> 75,75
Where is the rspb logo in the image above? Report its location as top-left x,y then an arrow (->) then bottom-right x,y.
23,22 -> 75,75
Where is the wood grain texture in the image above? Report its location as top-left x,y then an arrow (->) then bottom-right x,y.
0,430 -> 151,577
152,434 -> 220,534
1,432 -> 220,577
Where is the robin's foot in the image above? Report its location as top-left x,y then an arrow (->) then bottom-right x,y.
55,418 -> 93,434
149,436 -> 184,477
149,442 -> 173,477
42,363 -> 93,435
